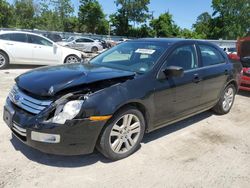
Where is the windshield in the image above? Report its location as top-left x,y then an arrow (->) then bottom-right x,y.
89,41 -> 168,73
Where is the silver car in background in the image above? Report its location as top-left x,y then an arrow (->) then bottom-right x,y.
58,37 -> 103,53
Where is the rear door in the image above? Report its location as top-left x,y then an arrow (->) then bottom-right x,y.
3,33 -> 33,64
197,43 -> 229,106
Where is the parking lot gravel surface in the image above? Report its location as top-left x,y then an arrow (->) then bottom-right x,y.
0,66 -> 250,188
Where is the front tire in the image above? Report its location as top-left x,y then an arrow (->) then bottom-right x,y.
0,51 -> 9,69
213,84 -> 236,115
97,107 -> 145,160
91,46 -> 98,53
64,55 -> 80,64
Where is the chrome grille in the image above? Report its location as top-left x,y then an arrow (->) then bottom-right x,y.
8,85 -> 52,115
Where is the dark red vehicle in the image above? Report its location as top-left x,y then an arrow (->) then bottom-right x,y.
228,37 -> 250,91
238,37 -> 250,91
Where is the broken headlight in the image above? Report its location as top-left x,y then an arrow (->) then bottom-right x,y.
46,100 -> 84,124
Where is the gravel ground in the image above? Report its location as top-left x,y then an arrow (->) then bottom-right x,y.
0,66 -> 250,188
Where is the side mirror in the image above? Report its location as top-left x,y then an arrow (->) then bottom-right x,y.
53,43 -> 58,49
158,66 -> 184,80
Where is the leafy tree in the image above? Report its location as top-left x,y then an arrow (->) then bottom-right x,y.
179,28 -> 204,39
35,0 -> 74,31
150,12 -> 180,37
50,0 -> 74,31
35,1 -> 61,31
212,0 -> 250,39
13,0 -> 35,29
78,0 -> 108,34
192,12 -> 212,39
0,0 -> 14,28
111,0 -> 150,36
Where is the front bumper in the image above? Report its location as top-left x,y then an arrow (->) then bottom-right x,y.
3,98 -> 105,155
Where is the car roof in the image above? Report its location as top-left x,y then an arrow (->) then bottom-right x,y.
0,30 -> 45,38
129,38 -> 220,48
74,36 -> 93,40
0,30 -> 54,43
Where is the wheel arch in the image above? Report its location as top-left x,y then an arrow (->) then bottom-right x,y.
0,49 -> 9,62
226,79 -> 238,91
104,101 -> 150,133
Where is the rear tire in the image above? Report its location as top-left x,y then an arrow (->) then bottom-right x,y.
0,51 -> 9,69
213,84 -> 236,115
97,107 -> 145,160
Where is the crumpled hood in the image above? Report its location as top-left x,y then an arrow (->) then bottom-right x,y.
15,64 -> 135,97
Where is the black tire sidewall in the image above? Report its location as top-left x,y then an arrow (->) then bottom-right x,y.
0,51 -> 9,69
99,107 -> 145,160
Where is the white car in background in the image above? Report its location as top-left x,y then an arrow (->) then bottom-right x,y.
58,37 -> 103,53
0,31 -> 84,69
220,46 -> 237,54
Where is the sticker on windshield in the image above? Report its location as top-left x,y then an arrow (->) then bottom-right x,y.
135,49 -> 155,55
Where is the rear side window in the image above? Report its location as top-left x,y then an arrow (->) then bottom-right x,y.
9,33 -> 28,43
199,45 -> 225,66
0,34 -> 11,40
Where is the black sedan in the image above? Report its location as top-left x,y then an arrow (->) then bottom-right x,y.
3,38 -> 241,160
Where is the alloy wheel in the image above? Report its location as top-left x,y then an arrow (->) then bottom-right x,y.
0,54 -> 6,68
109,114 -> 141,154
222,87 -> 234,111
66,56 -> 79,64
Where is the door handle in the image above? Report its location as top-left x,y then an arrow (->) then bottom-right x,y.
6,43 -> 13,45
193,74 -> 202,83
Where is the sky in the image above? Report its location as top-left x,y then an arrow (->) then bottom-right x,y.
72,0 -> 214,29
7,0 -> 214,29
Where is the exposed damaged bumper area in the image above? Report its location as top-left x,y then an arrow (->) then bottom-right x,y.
3,91 -> 105,156
2,63 -> 135,155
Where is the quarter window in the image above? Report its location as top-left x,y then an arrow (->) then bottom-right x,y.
199,45 -> 225,66
165,45 -> 198,70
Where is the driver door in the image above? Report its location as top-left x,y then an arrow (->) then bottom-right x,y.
28,34 -> 61,65
153,43 -> 204,127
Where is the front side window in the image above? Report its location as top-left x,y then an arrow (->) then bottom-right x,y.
28,35 -> 53,46
90,41 -> 168,73
199,45 -> 225,66
9,33 -> 28,43
164,45 -> 198,70
83,38 -> 93,43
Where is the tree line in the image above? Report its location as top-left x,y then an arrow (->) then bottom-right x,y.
0,0 -> 249,39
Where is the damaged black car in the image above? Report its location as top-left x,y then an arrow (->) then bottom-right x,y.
3,38 -> 241,160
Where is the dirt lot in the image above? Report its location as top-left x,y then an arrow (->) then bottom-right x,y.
0,66 -> 250,188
